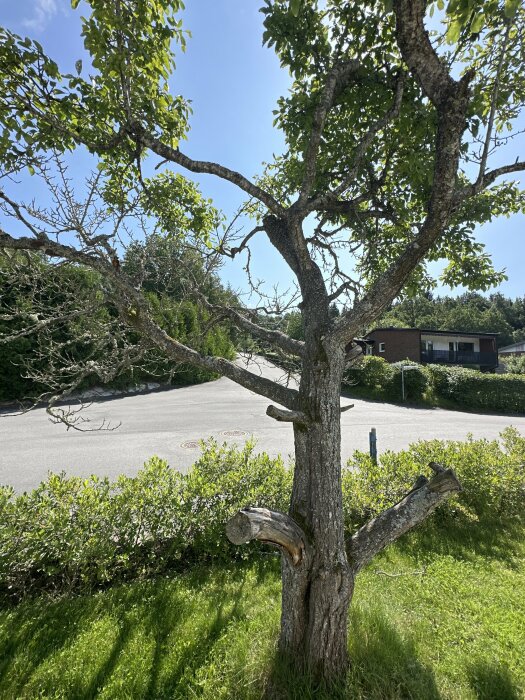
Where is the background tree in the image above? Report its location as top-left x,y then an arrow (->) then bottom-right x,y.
1,0 -> 525,681
0,233 -> 238,407
378,291 -> 525,347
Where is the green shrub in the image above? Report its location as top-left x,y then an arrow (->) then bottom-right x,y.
1,432 -> 523,601
345,356 -> 395,392
343,427 -> 525,532
183,441 -> 291,559
344,356 -> 428,401
387,361 -> 428,401
346,358 -> 525,413
0,440 -> 291,600
500,354 -> 525,375
426,364 -> 525,413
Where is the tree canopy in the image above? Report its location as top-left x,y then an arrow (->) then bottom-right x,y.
1,0 -> 525,681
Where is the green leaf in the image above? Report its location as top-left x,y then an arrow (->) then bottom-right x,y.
71,0 -> 80,8
470,12 -> 485,34
446,19 -> 462,44
290,0 -> 301,17
504,0 -> 520,18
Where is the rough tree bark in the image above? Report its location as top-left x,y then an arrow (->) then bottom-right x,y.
280,345 -> 351,677
227,409 -> 462,679
225,260 -> 462,676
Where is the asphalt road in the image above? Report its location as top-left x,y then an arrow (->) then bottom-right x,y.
1,356 -> 524,492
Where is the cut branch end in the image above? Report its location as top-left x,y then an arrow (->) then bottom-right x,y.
266,404 -> 310,425
226,507 -> 306,565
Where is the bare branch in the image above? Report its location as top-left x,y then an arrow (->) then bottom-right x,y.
0,227 -> 300,411
199,295 -> 305,357
475,21 -> 512,187
0,307 -> 100,344
220,224 -> 264,259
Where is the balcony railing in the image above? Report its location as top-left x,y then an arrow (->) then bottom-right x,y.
421,350 -> 498,366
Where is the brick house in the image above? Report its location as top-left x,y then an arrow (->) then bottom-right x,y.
364,328 -> 499,371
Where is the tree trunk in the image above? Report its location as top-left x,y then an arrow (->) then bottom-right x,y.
279,344 -> 353,678
226,345 -> 462,682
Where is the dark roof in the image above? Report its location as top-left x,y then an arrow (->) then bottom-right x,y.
499,340 -> 525,352
420,328 -> 498,337
368,327 -> 498,337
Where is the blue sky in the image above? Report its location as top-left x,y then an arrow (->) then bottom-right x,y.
2,0 -> 524,301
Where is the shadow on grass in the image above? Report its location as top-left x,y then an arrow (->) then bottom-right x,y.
467,660 -> 521,700
262,606 -> 441,700
0,594 -> 96,693
395,514 -> 524,569
0,564 -> 252,700
144,567 -> 247,699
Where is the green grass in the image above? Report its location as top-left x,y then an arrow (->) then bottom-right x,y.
0,519 -> 523,700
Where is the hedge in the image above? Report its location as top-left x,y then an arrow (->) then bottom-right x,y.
344,356 -> 427,401
0,440 -> 292,600
424,363 -> 525,413
344,356 -> 525,413
1,430 -> 524,601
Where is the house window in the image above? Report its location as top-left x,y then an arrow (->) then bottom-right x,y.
366,345 -> 373,356
379,342 -> 385,353
458,342 -> 474,352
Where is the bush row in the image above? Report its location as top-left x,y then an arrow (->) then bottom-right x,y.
0,441 -> 291,600
343,426 -> 525,531
1,430 -> 523,600
344,356 -> 428,401
344,355 -> 525,412
425,363 -> 525,413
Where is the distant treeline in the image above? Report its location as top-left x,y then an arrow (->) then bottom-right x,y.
378,293 -> 525,348
279,293 -> 525,349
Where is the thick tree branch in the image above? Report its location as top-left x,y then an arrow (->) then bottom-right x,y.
226,507 -> 307,565
327,0 -> 474,346
298,59 -> 360,203
129,124 -> 285,216
348,463 -> 461,574
455,161 -> 525,203
394,0 -> 456,108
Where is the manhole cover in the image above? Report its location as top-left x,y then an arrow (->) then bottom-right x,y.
222,430 -> 247,437
180,440 -> 200,449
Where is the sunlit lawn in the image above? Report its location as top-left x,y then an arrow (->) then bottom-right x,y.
0,517 -> 523,700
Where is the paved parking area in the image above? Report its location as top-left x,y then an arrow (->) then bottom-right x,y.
1,356 -> 524,491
